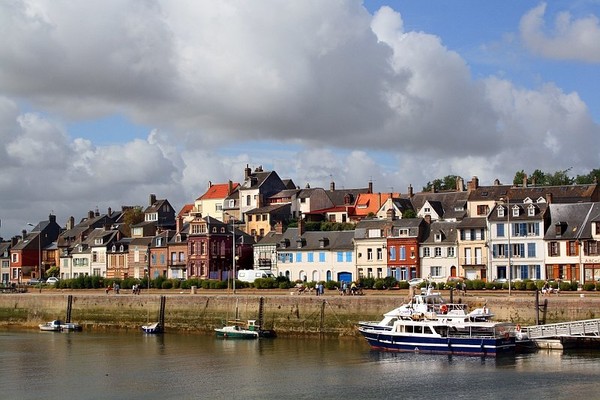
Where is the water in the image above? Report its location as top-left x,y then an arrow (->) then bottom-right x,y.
1,330 -> 600,400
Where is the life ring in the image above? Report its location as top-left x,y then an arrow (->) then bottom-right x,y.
516,324 -> 521,332
440,305 -> 448,314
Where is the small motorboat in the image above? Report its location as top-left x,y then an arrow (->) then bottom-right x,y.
39,320 -> 81,332
39,320 -> 63,332
141,322 -> 162,334
215,320 -> 260,339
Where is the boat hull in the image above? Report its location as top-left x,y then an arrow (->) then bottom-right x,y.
215,329 -> 259,339
141,322 -> 162,334
359,328 -> 515,357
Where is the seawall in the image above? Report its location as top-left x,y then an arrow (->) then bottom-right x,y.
1,291 -> 598,336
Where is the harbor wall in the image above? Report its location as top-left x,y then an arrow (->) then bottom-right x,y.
0,292 -> 598,336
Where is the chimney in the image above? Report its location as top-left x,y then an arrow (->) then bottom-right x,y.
330,181 -> 335,192
298,217 -> 305,235
275,221 -> 284,234
546,192 -> 553,204
49,214 -> 56,224
531,177 -> 536,186
95,207 -> 100,217
108,207 -> 112,217
22,229 -> 27,239
386,208 -> 396,221
244,164 -> 251,179
149,193 -> 157,206
67,216 -> 75,230
408,184 -> 414,198
12,236 -> 19,246
457,177 -> 465,192
208,181 -> 212,188
425,214 -> 431,224
228,180 -> 233,195
368,180 -> 373,194
493,179 -> 500,186
523,174 -> 528,188
88,210 -> 95,219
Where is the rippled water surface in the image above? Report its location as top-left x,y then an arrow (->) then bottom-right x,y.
1,330 -> 600,399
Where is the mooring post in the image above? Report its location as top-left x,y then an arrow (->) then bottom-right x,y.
535,290 -> 539,325
319,300 -> 326,334
66,295 -> 73,323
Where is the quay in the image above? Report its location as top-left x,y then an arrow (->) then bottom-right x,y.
1,289 -> 600,337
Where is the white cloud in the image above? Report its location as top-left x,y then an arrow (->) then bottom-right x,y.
520,2 -> 600,62
0,1 -> 599,237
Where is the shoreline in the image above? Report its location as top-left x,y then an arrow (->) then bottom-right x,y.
1,288 -> 598,336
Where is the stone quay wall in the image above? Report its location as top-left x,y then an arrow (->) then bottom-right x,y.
0,291 -> 598,336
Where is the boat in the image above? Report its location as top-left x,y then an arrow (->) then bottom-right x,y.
141,322 -> 162,334
215,320 -> 260,339
39,320 -> 62,332
358,288 -> 494,332
358,317 -> 516,356
39,320 -> 82,332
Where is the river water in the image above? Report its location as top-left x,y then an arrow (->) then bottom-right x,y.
1,330 -> 600,400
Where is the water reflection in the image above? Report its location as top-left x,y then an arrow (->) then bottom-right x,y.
2,331 -> 600,400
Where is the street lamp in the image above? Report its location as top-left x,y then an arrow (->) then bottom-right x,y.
499,198 -> 512,296
27,223 -> 41,282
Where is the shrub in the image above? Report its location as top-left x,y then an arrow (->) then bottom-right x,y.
397,280 -> 409,290
471,280 -> 486,290
359,277 -> 375,289
373,280 -> 385,290
525,280 -> 538,291
559,281 -> 573,291
583,282 -> 596,291
161,280 -> 173,289
325,280 -> 338,290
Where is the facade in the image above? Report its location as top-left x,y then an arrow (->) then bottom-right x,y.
386,217 -> 427,281
10,214 -> 62,283
245,203 -> 291,239
193,181 -> 239,222
420,221 -> 458,283
354,218 -> 391,281
0,241 -> 11,285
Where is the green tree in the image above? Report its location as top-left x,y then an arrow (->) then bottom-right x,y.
402,209 -> 417,218
575,168 -> 600,184
546,168 -> 574,186
122,206 -> 144,236
422,175 -> 461,192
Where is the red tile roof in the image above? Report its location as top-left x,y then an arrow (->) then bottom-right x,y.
198,182 -> 240,200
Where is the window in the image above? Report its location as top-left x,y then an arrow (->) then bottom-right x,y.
567,241 -> 578,256
586,241 -> 598,256
548,242 -> 560,257
399,246 -> 406,260
337,252 -> 343,262
527,243 -> 536,258
95,238 -> 103,245
496,224 -> 505,238
246,195 -> 251,206
477,205 -> 488,216
527,206 -> 535,216
367,248 -> 373,260
390,246 -> 396,260
399,229 -> 409,236
229,199 -> 235,208
430,266 -> 442,278
11,253 -> 18,263
319,252 -> 325,262
247,215 -> 253,222
497,207 -> 505,217
434,247 -> 442,257
376,248 -> 383,260
447,247 -> 455,257
434,233 -> 442,242
345,252 -> 352,262
308,253 -> 314,262
296,253 -> 302,262
216,204 -> 223,212
512,207 -> 519,218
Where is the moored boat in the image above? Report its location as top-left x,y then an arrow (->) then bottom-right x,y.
358,318 -> 515,356
39,320 -> 82,332
215,320 -> 260,339
141,322 -> 162,334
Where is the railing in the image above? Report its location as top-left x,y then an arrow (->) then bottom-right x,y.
525,319 -> 600,339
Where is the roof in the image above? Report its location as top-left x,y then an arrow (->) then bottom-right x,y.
421,221 -> 459,244
456,217 -> 487,229
468,183 -> 599,204
245,203 -> 291,215
544,202 -> 596,240
198,182 -> 239,201
410,191 -> 469,220
256,228 -> 354,251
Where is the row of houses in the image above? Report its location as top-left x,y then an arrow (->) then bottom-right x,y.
2,165 -> 600,285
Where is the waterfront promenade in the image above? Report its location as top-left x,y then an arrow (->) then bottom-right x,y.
1,287 -> 599,336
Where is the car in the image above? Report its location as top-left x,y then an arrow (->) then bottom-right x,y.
28,278 -> 45,286
492,278 -> 507,284
46,277 -> 60,285
407,278 -> 425,287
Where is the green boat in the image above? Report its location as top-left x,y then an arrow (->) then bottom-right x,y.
215,320 -> 260,339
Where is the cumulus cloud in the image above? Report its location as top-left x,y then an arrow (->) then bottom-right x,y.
520,2 -> 600,62
0,1 -> 599,236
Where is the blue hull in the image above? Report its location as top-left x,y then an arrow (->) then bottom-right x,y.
360,329 -> 515,357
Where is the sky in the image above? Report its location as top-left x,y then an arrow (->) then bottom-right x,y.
1,0 -> 600,238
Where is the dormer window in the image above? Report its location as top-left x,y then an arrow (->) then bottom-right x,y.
434,233 -> 442,242
527,205 -> 535,217
111,245 -> 116,252
497,207 -> 505,218
119,245 -> 124,252
95,238 -> 103,245
512,206 -> 519,218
